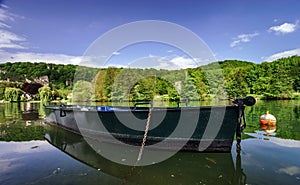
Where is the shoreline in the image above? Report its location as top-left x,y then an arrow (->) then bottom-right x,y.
0,94 -> 299,104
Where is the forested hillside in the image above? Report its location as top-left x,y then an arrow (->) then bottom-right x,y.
0,62 -> 76,89
0,55 -> 299,102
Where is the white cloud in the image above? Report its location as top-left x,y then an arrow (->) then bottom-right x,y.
112,51 -> 120,55
0,22 -> 10,28
103,63 -> 127,68
276,166 -> 300,176
0,5 -> 24,23
0,29 -> 27,49
0,50 -> 84,65
0,141 -> 50,155
0,4 -> 9,9
0,9 -> 14,22
169,56 -> 199,68
264,48 -> 300,62
0,5 -> 83,66
268,21 -> 298,34
123,55 -> 205,70
230,32 -> 259,47
0,141 -> 52,173
0,6 -> 26,50
0,53 -> 212,69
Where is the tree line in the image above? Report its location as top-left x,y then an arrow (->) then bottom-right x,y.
0,55 -> 299,102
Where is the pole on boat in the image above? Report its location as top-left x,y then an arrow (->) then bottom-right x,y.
233,96 -> 256,152
59,103 -> 66,117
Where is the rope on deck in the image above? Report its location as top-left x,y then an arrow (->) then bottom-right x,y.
137,107 -> 153,161
121,107 -> 153,185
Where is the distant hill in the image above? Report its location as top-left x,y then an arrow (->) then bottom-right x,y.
0,62 -> 76,89
202,59 -> 256,70
0,55 -> 299,101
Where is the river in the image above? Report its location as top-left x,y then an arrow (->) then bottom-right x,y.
0,100 -> 299,185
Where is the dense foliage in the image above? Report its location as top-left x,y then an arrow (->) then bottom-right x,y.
4,87 -> 24,102
0,55 -> 299,101
0,62 -> 76,89
0,82 -> 18,100
39,86 -> 54,102
0,121 -> 45,141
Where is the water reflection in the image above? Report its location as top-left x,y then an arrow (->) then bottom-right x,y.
0,102 -> 45,141
260,125 -> 276,136
22,102 -> 39,121
45,126 -> 246,185
0,102 -> 45,121
0,101 -> 299,185
244,100 -> 300,140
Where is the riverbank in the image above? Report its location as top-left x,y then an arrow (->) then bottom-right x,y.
0,93 -> 299,104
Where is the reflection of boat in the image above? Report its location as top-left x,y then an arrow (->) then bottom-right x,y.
44,126 -> 246,185
44,97 -> 255,152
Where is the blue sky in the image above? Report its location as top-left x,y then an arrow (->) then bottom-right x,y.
0,0 -> 299,68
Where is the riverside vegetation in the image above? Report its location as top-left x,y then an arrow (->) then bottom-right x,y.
0,55 -> 299,102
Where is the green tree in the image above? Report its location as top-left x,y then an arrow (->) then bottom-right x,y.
0,82 -> 14,100
226,68 -> 248,99
131,77 -> 156,101
188,68 -> 209,100
180,77 -> 199,101
38,86 -> 54,102
72,80 -> 93,102
4,87 -> 23,102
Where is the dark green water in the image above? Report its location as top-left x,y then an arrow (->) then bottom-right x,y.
0,101 -> 299,185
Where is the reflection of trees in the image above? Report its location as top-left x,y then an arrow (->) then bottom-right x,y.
0,102 -> 46,141
1,102 -> 41,122
244,100 -> 300,140
0,119 -> 45,141
4,102 -> 21,120
294,105 -> 299,119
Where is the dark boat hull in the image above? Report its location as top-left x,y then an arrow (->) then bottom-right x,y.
44,105 -> 240,152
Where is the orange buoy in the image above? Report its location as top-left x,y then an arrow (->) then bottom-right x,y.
260,111 -> 276,125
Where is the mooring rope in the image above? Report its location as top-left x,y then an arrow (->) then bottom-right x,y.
121,107 -> 153,185
137,107 -> 153,161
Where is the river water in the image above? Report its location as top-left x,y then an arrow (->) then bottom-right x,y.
0,100 -> 299,185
